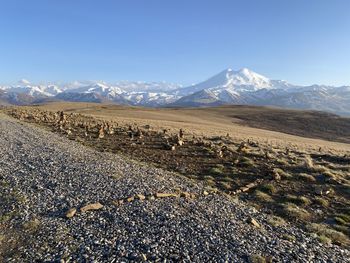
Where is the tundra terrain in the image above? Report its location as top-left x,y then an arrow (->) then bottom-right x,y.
1,102 -> 350,262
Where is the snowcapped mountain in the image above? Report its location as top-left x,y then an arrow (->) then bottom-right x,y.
176,68 -> 286,97
57,82 -> 181,105
172,89 -> 222,107
113,81 -> 180,93
65,83 -> 123,98
2,69 -> 350,116
1,80 -> 181,106
2,79 -> 62,97
182,68 -> 295,94
172,68 -> 350,116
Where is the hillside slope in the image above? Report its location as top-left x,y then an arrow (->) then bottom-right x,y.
0,114 -> 348,262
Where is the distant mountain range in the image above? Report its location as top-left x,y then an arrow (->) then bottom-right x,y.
1,69 -> 350,116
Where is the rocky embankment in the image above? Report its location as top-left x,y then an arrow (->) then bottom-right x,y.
0,113 -> 349,262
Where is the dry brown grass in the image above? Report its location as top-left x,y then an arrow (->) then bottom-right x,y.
281,203 -> 311,220
20,102 -> 350,153
307,223 -> 349,245
267,215 -> 286,227
254,190 -> 273,202
298,173 -> 316,182
284,195 -> 311,206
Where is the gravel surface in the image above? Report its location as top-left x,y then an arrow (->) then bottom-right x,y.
0,113 -> 349,262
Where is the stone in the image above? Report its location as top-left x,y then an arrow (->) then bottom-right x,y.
238,142 -> 248,152
180,192 -> 191,199
98,126 -> 105,139
245,182 -> 257,188
217,150 -> 223,158
179,129 -> 184,139
112,200 -> 124,206
147,195 -> 155,200
135,194 -> 146,201
240,187 -> 250,192
272,170 -> 281,181
126,196 -> 135,202
248,217 -> 260,228
203,191 -> 209,196
66,208 -> 77,218
155,193 -> 178,198
80,202 -> 103,212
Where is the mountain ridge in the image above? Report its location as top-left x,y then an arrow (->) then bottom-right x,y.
1,68 -> 350,116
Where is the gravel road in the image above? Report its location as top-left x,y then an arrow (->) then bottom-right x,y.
0,113 -> 349,262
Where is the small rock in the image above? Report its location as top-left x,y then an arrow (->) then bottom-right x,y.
241,187 -> 250,192
272,170 -> 281,181
177,140 -> 184,146
66,208 -> 77,218
248,217 -> 260,228
147,195 -> 155,200
112,200 -> 124,206
180,192 -> 191,198
155,193 -> 178,198
126,196 -> 135,202
135,194 -> 146,201
203,191 -> 209,196
80,202 -> 103,212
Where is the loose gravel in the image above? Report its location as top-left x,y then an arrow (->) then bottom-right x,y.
0,113 -> 349,262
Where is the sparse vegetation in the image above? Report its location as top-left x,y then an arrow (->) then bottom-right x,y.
254,190 -> 273,202
281,203 -> 311,220
5,105 -> 350,248
209,165 -> 225,176
249,254 -> 267,263
314,196 -> 329,207
273,168 -> 292,179
307,223 -> 349,245
318,235 -> 332,245
267,215 -> 286,227
22,218 -> 41,233
282,234 -> 296,242
285,194 -> 311,206
298,173 -> 316,182
219,181 -> 232,191
259,184 -> 276,194
239,156 -> 255,167
334,214 -> 350,225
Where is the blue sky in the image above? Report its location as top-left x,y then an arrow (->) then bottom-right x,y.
0,0 -> 350,86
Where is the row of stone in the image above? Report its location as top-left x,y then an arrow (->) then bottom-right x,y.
9,108 -> 188,150
65,191 -> 209,219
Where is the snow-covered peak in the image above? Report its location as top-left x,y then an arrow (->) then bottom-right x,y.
88,82 -> 110,92
176,68 -> 274,96
224,68 -> 272,91
18,79 -> 31,85
44,85 -> 62,95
